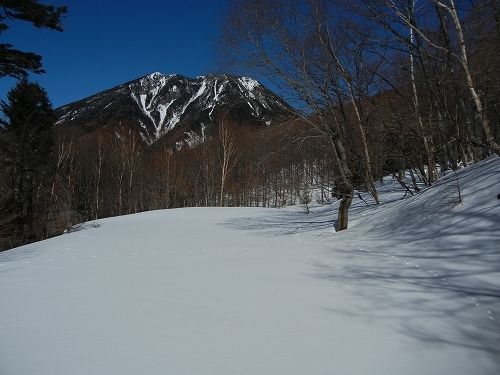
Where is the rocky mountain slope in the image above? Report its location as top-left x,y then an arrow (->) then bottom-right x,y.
55,72 -> 291,145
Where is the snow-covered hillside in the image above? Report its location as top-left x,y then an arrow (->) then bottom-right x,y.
1,156 -> 499,375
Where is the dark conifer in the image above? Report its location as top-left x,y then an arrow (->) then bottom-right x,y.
0,0 -> 67,79
0,79 -> 56,248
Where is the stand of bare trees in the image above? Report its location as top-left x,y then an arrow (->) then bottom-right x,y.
219,0 -> 500,229
13,115 -> 333,248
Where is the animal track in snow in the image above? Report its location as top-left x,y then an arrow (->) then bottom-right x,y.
2,240 -> 290,273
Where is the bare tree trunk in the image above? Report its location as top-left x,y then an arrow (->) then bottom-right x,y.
218,114 -> 241,207
94,134 -> 103,219
51,132 -> 73,197
321,9 -> 380,204
338,191 -> 353,231
329,134 -> 354,231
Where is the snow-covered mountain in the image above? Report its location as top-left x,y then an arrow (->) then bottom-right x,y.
55,72 -> 291,144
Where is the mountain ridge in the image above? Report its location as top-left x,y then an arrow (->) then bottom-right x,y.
55,72 -> 291,145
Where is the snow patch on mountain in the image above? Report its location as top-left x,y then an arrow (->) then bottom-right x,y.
239,77 -> 259,92
182,80 -> 207,114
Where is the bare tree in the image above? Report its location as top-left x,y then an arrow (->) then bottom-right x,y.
220,0 -> 388,229
217,113 -> 242,206
93,132 -> 104,219
107,123 -> 143,215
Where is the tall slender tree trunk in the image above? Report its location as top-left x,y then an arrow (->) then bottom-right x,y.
409,12 -> 437,183
435,0 -> 500,155
330,135 -> 354,231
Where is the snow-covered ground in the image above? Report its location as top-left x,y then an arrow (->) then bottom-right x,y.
1,156 -> 499,375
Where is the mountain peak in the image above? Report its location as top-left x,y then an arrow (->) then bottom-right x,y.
145,71 -> 164,79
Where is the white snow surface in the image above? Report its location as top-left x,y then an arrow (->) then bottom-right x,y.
1,157 -> 499,375
239,76 -> 260,92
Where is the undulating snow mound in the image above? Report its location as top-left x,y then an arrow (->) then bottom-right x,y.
1,156 -> 499,375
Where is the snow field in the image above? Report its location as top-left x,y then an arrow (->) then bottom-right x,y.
1,157 -> 499,375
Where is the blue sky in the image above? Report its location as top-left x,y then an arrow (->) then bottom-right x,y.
0,0 -> 228,108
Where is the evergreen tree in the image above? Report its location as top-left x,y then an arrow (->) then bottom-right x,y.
0,0 -> 67,79
0,79 -> 56,248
